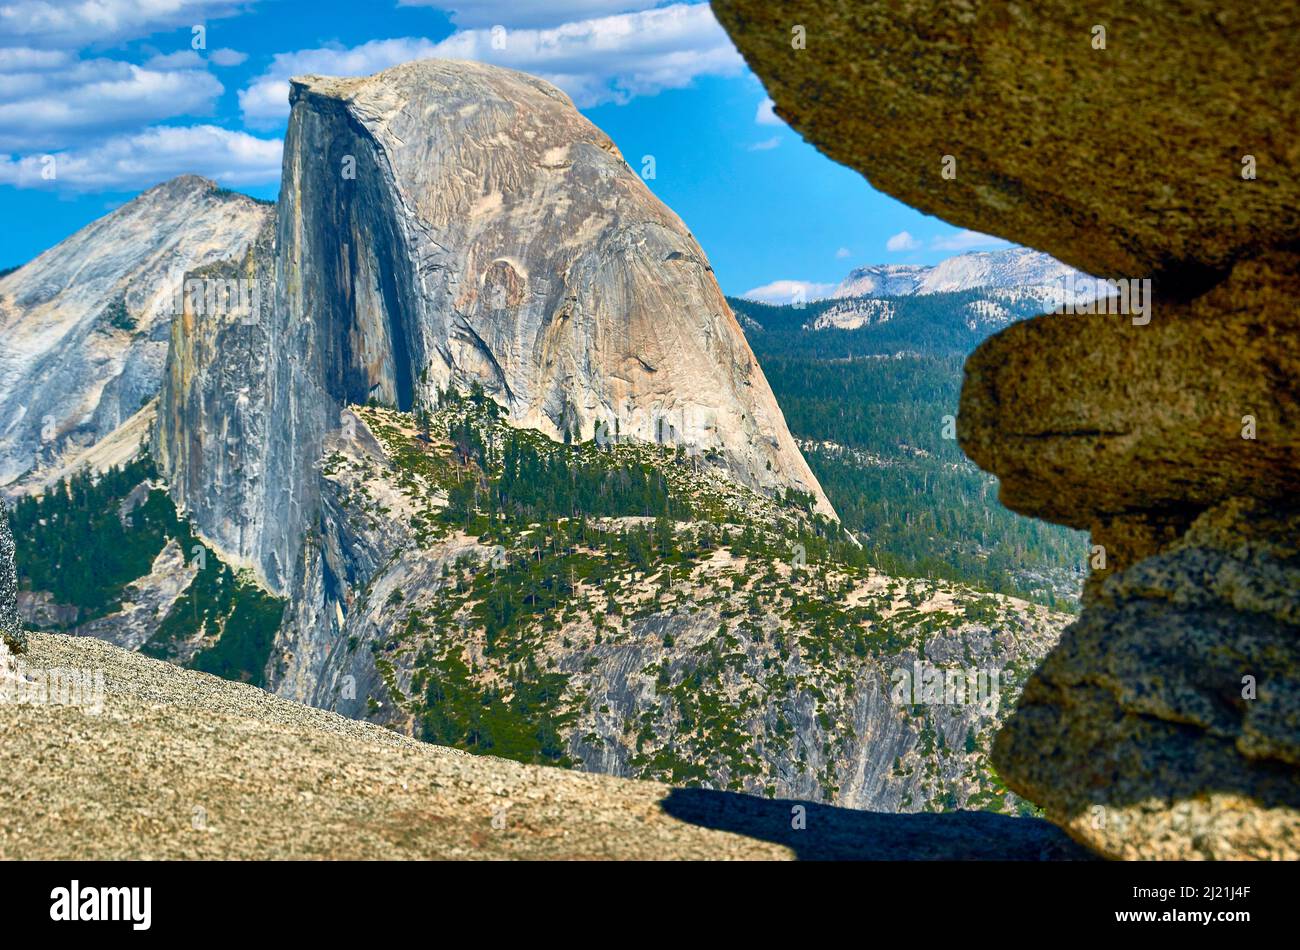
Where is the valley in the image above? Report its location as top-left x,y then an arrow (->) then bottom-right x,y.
2,59 -> 1081,820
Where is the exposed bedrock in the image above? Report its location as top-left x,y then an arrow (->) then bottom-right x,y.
713,0 -> 1300,857
992,498 -> 1300,859
0,177 -> 269,494
960,254 -> 1300,536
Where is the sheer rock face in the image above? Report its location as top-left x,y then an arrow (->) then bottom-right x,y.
0,176 -> 270,493
158,58 -> 832,592
0,506 -> 25,653
714,1 -> 1300,857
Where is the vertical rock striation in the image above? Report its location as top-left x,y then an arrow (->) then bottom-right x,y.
0,177 -> 270,494
714,0 -> 1300,857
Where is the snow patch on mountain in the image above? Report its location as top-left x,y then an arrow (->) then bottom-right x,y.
742,248 -> 1098,307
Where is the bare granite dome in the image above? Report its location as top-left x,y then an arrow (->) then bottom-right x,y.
289,59 -> 831,515
157,59 -> 833,596
0,176 -> 270,492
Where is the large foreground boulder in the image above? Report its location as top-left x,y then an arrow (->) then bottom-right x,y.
713,0 -> 1300,857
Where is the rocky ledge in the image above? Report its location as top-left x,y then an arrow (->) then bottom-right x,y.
0,633 -> 1087,860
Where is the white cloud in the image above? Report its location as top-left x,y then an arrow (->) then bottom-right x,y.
930,229 -> 1010,252
0,47 -> 71,71
142,48 -> 246,69
237,76 -> 295,123
0,0 -> 252,49
397,1 -> 662,29
0,124 -> 282,191
144,50 -> 205,70
755,96 -> 780,125
886,230 -> 921,252
0,52 -> 224,151
210,48 -> 248,66
239,3 -> 743,123
835,246 -> 851,259
747,136 -> 780,151
740,279 -> 835,305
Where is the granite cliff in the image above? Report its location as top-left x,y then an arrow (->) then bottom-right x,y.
0,177 -> 269,495
157,59 -> 832,597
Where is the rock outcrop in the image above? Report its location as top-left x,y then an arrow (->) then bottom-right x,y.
0,177 -> 270,494
275,402 -> 1064,812
714,0 -> 1300,857
158,59 -> 832,593
0,504 -> 25,653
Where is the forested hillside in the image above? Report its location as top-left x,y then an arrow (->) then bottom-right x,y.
733,294 -> 1086,606
9,458 -> 284,684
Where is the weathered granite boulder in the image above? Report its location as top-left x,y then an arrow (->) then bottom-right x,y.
714,0 -> 1300,857
0,505 -> 27,654
992,497 -> 1300,859
959,252 -> 1300,535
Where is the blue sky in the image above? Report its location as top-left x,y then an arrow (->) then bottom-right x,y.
0,0 -> 1007,297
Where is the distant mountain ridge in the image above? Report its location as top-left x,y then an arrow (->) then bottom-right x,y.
0,177 -> 270,493
732,248 -> 1103,348
832,248 -> 1081,299
743,247 -> 1094,308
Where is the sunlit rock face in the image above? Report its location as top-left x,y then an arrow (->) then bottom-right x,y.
0,177 -> 270,494
158,58 -> 834,594
714,0 -> 1300,858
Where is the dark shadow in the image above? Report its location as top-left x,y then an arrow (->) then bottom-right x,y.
661,787 -> 1095,861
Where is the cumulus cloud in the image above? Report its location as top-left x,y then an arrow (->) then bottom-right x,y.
0,124 -> 282,191
747,136 -> 780,151
142,48 -> 245,69
397,1 -> 662,29
144,50 -> 205,70
835,247 -> 851,259
209,48 -> 248,66
0,54 -> 224,151
239,3 -> 743,124
755,96 -> 780,125
0,46 -> 71,71
740,279 -> 835,306
930,229 -> 1010,252
886,230 -> 921,252
0,0 -> 252,49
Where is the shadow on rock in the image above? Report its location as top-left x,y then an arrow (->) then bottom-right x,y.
661,787 -> 1095,860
